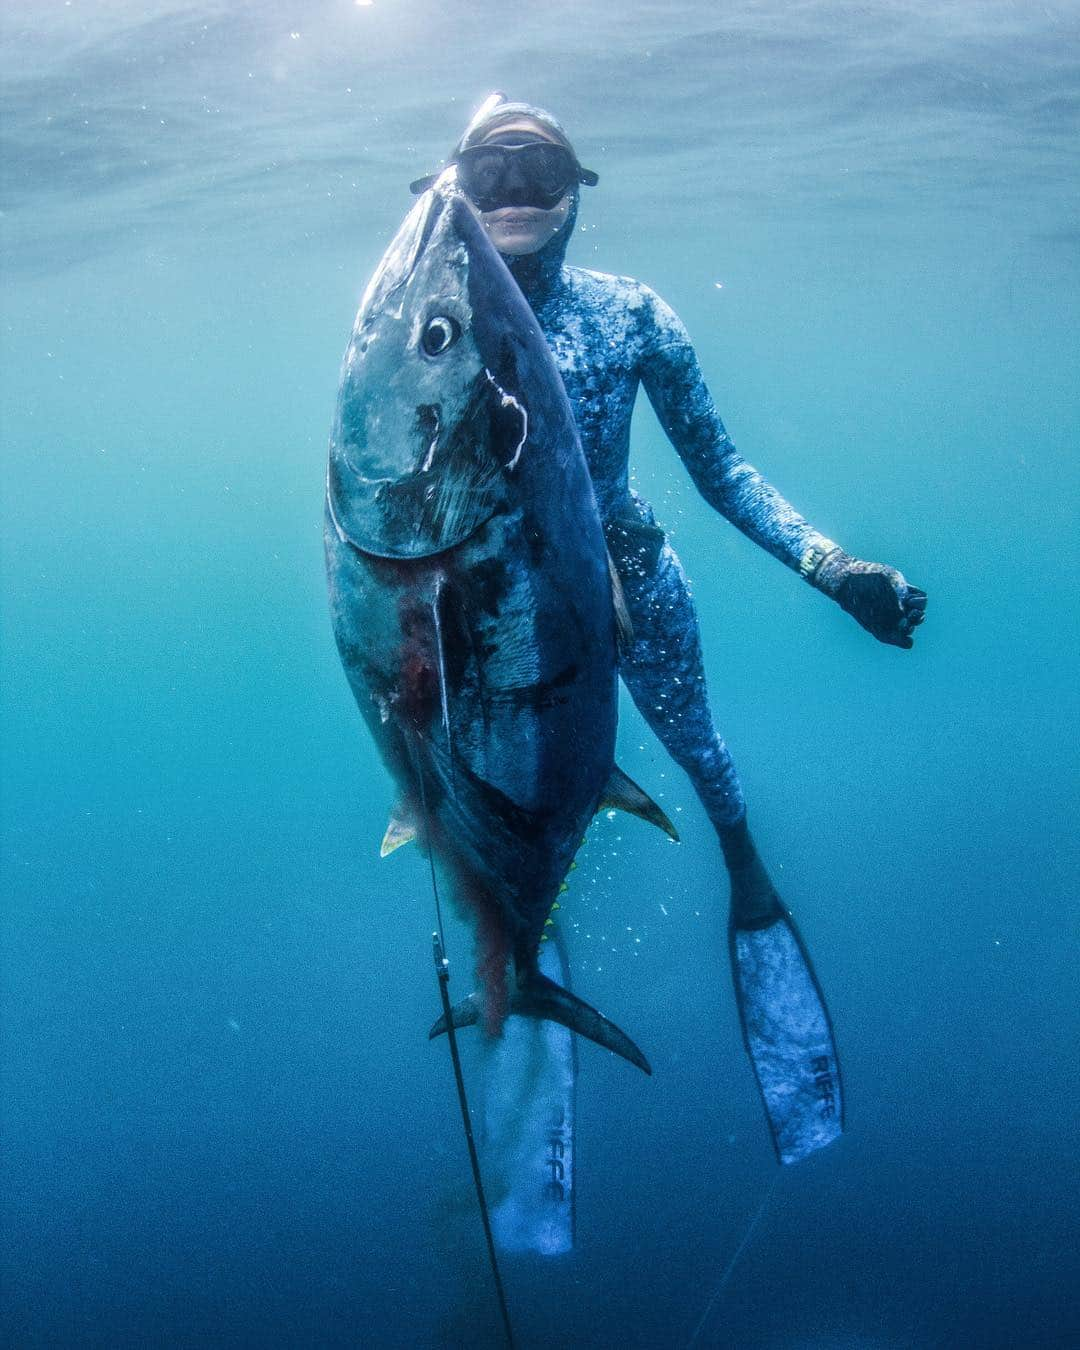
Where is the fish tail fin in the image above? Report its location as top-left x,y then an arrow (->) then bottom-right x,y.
429,991 -> 481,1036
429,971 -> 651,1075
513,970 -> 652,1075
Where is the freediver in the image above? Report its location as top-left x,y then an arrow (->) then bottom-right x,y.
410,96 -> 927,1159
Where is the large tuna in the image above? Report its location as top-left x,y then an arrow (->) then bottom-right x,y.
325,182 -> 671,1072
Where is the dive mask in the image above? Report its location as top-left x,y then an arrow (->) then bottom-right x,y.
454,140 -> 597,212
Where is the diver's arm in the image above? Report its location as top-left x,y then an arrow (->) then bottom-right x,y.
637,287 -> 926,647
636,288 -> 833,567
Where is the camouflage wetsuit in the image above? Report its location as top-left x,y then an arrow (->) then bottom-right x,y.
505,216 -> 836,833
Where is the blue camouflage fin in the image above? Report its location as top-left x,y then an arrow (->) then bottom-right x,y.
482,935 -> 577,1255
730,908 -> 843,1164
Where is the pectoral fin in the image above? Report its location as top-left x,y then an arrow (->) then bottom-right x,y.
599,765 -> 680,841
607,550 -> 635,655
380,802 -> 417,857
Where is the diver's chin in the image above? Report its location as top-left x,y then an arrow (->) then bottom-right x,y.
485,227 -> 548,256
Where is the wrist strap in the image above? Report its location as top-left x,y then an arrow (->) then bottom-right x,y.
798,539 -> 841,584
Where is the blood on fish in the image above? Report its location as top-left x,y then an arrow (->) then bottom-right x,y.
465,880 -> 512,1035
395,600 -> 440,730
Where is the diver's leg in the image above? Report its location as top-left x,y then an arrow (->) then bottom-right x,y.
616,543 -> 745,823
615,541 -> 770,913
617,539 -> 843,1163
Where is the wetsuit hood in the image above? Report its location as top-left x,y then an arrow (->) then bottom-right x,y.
461,99 -> 584,304
411,95 -> 589,304
501,188 -> 578,304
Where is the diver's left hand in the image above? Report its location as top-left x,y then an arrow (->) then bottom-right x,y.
813,549 -> 927,649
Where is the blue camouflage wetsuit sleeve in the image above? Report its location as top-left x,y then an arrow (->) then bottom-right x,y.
506,236 -> 838,835
616,282 -> 839,830
636,287 -> 837,572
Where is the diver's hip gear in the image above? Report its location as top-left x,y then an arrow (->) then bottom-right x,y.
604,494 -> 667,581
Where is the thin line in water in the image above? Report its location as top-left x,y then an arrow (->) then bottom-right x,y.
686,1173 -> 780,1348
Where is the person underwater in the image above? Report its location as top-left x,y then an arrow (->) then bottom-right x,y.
410,95 -> 927,1163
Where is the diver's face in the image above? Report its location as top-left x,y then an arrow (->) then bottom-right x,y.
467,116 -> 573,256
479,194 -> 572,256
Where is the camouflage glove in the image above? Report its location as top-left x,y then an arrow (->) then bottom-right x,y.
809,547 -> 927,649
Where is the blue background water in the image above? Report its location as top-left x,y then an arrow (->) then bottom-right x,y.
2,2 -> 1078,1346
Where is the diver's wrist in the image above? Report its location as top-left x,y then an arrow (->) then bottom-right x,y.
799,539 -> 843,587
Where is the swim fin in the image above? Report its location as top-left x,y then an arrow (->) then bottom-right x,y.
430,964 -> 651,1076
481,934 -> 577,1256
722,820 -> 843,1165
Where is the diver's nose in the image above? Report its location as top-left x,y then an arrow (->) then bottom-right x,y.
500,159 -> 532,206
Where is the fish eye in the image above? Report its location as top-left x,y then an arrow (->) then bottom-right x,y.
421,315 -> 461,357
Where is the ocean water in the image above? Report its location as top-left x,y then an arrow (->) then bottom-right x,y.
2,2 -> 1078,1346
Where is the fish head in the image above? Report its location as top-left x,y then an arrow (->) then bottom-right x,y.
328,182 -> 526,559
